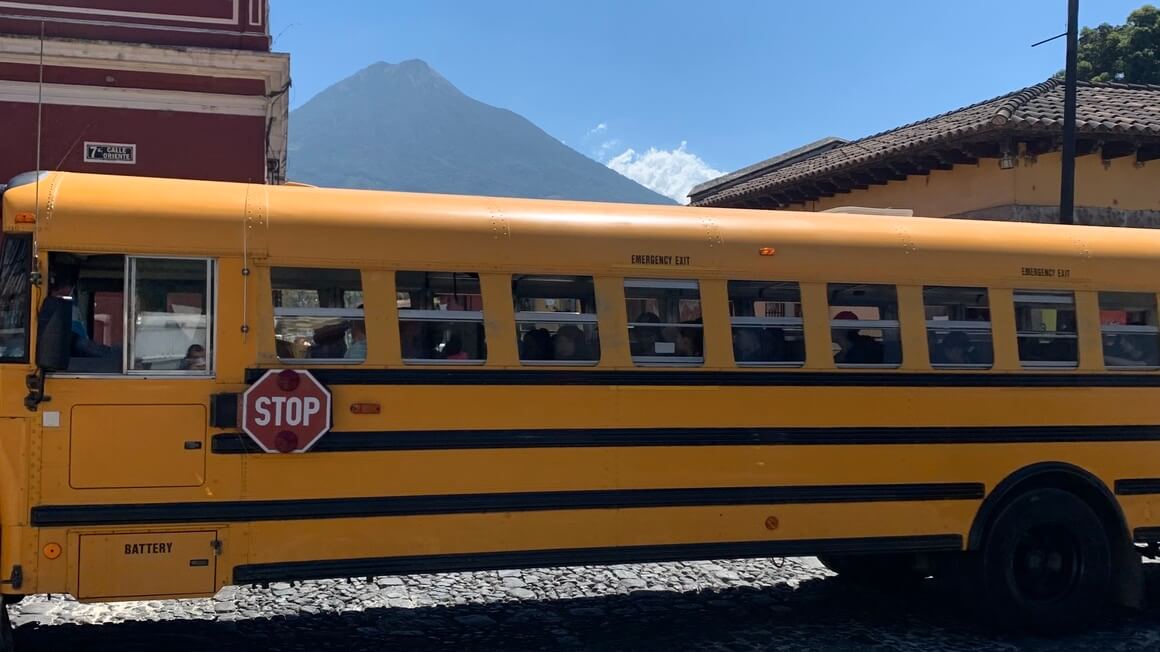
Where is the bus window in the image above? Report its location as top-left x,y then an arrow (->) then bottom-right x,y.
625,279 -> 702,365
272,268 -> 365,362
727,280 -> 804,366
128,257 -> 214,373
923,286 -> 993,369
397,271 -> 486,363
47,252 -> 124,374
1099,292 -> 1160,369
829,283 -> 901,367
1014,291 -> 1078,368
513,275 -> 599,364
0,236 -> 31,362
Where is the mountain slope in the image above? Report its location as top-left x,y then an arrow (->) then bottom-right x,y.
288,60 -> 673,204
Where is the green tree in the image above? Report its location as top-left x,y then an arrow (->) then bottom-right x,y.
1068,5 -> 1160,84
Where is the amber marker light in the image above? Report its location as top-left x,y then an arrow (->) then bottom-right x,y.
43,543 -> 62,560
758,247 -> 776,256
350,403 -> 382,415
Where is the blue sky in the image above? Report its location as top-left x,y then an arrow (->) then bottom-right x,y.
271,0 -> 1146,201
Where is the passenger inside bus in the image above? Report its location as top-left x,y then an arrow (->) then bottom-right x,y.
399,321 -> 487,361
344,307 -> 367,360
512,274 -> 600,363
399,321 -> 430,359
733,328 -> 762,362
180,344 -> 206,370
929,330 -> 994,367
308,322 -> 349,359
1105,333 -> 1159,367
630,312 -> 662,355
48,264 -> 121,368
442,328 -> 469,360
521,328 -> 552,360
396,271 -> 487,362
49,269 -> 96,356
762,328 -> 789,360
833,311 -> 883,364
675,325 -> 703,357
932,331 -> 971,365
275,338 -> 294,358
552,325 -> 585,360
48,253 -> 211,373
271,267 -> 363,362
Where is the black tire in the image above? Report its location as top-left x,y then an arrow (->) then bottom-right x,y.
817,553 -> 928,586
0,603 -> 12,652
977,487 -> 1112,632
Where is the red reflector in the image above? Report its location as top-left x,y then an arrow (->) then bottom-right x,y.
350,403 -> 382,415
274,430 -> 299,453
758,247 -> 776,256
276,369 -> 300,392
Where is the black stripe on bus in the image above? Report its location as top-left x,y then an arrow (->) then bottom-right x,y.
232,534 -> 965,584
1114,479 -> 1160,495
29,482 -> 983,527
244,367 -> 1160,388
211,425 -> 1160,454
1134,527 -> 1160,543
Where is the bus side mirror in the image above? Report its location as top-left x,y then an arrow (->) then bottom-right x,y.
36,297 -> 73,372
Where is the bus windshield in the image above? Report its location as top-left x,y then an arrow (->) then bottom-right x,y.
0,235 -> 32,362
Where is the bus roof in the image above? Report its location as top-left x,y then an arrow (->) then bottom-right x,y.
3,171 -> 1157,289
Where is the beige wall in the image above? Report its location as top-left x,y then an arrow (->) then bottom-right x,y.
786,151 -> 1160,219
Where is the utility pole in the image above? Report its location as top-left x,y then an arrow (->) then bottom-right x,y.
1059,0 -> 1079,224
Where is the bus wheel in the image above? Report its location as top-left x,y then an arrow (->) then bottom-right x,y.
816,553 -> 927,587
977,487 -> 1112,631
0,602 -> 12,652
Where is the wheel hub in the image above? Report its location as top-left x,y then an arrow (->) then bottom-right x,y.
1012,524 -> 1081,603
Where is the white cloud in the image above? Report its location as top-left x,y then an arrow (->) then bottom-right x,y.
606,141 -> 722,203
584,123 -> 618,161
595,138 -> 621,161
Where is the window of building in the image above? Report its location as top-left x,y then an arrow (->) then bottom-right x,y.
513,274 -> 599,364
0,236 -> 31,363
625,279 -> 703,364
727,280 -> 804,366
128,257 -> 213,373
397,271 -> 486,363
1014,291 -> 1078,368
1099,291 -> 1160,369
923,286 -> 993,368
829,283 -> 901,367
272,267 -> 364,362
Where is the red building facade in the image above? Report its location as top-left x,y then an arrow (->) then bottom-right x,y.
0,1 -> 289,184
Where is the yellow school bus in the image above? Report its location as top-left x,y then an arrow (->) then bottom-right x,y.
0,170 -> 1157,641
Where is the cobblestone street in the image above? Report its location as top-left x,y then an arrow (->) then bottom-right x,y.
10,557 -> 1160,651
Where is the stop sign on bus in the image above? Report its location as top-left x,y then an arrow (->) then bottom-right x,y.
241,369 -> 332,453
